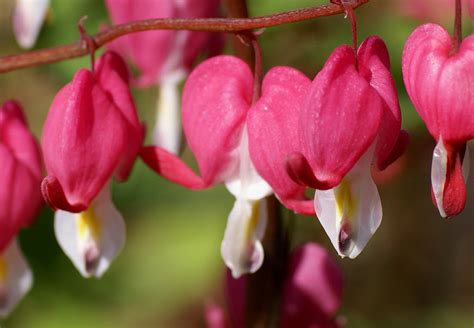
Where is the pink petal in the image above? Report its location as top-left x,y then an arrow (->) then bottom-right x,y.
0,101 -> 42,180
299,45 -> 383,189
248,67 -> 314,215
42,69 -> 128,212
0,145 -> 41,251
94,51 -> 145,181
140,146 -> 207,189
0,101 -> 42,251
402,24 -> 474,143
105,0 -> 176,87
281,243 -> 343,328
357,36 -> 405,170
182,55 -> 253,185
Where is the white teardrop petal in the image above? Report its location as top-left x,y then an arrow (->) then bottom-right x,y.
221,198 -> 267,278
0,238 -> 33,318
13,0 -> 49,49
314,149 -> 382,259
55,187 -> 126,278
153,70 -> 186,154
431,138 -> 448,218
225,126 -> 272,201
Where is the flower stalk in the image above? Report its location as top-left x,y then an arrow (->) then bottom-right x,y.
0,0 -> 369,73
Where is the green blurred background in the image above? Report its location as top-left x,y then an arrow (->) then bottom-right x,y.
0,0 -> 473,327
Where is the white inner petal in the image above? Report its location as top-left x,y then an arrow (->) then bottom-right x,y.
54,185 -> 126,278
221,198 -> 267,278
153,70 -> 186,154
0,238 -> 33,318
314,148 -> 382,259
13,0 -> 49,49
225,125 -> 273,201
431,138 -> 448,218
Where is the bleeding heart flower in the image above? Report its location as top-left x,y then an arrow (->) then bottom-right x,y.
403,24 -> 473,218
288,36 -> 407,258
205,243 -> 344,328
247,66 -> 315,216
141,55 -> 272,278
105,0 -> 222,154
12,0 -> 49,49
42,51 -> 144,278
0,100 -> 42,317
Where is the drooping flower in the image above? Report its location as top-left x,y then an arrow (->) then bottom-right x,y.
42,51 -> 145,278
12,0 -> 49,49
247,66 -> 315,216
105,0 -> 222,154
288,36 -> 408,258
403,24 -> 473,218
205,243 -> 344,328
0,100 -> 42,317
141,55 -> 272,278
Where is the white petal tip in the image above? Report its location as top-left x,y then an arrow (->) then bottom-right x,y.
221,199 -> 267,277
55,188 -> 126,279
0,239 -> 33,318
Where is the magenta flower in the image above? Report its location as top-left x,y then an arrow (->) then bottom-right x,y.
12,0 -> 49,49
105,0 -> 222,154
247,66 -> 315,216
42,51 -> 145,278
288,37 -> 407,258
0,100 -> 42,317
205,243 -> 344,328
141,55 -> 273,278
403,24 -> 473,218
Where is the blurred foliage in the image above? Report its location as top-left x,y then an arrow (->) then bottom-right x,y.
0,0 -> 473,327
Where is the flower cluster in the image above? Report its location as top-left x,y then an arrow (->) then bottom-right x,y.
1,0 -> 472,322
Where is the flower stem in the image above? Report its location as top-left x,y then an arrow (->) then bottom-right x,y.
453,0 -> 462,52
0,0 -> 369,74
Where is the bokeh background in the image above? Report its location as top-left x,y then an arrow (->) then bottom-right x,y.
0,0 -> 473,327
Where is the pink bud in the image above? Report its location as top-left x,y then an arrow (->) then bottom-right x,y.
0,100 -> 42,251
42,51 -> 143,212
281,243 -> 343,328
402,24 -> 474,217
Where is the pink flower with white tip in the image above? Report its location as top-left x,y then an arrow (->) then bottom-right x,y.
403,24 -> 473,218
105,0 -> 222,154
0,100 -> 42,317
42,51 -> 144,278
141,55 -> 272,278
288,36 -> 408,258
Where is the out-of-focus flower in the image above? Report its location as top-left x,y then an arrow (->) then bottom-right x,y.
13,0 -> 49,49
403,24 -> 473,218
288,37 -> 408,258
0,100 -> 42,317
205,243 -> 344,328
42,51 -> 144,278
105,0 -> 222,154
141,55 -> 272,278
394,0 -> 473,22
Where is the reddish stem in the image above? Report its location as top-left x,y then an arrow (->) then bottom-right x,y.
453,0 -> 462,53
0,0 -> 369,74
251,36 -> 263,104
